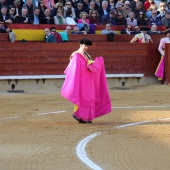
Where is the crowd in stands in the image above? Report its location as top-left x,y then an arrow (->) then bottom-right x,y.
0,0 -> 170,42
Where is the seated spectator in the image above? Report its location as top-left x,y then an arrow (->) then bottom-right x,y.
74,1 -> 84,22
89,9 -> 101,25
63,1 -> 76,20
54,9 -> 66,25
64,25 -> 72,34
132,25 -> 141,34
8,5 -> 17,23
15,7 -> 30,23
0,5 -> 13,24
13,0 -> 22,15
101,23 -> 117,34
0,20 -> 16,42
120,24 -> 133,34
50,26 -> 62,42
122,0 -> 132,18
44,28 -> 56,43
167,2 -> 170,12
97,0 -> 110,19
102,9 -> 117,25
137,11 -> 149,26
126,12 -> 137,26
161,11 -> 170,28
147,24 -> 163,34
133,2 -> 145,19
29,7 -> 42,25
65,8 -> 77,25
115,11 -> 127,25
157,2 -> 166,19
38,0 -> 47,18
71,26 -> 87,34
130,26 -> 153,43
43,0 -> 55,11
50,2 -> 64,17
144,0 -> 157,19
115,1 -> 124,13
24,0 -> 34,17
77,11 -> 90,33
87,1 -> 96,15
41,8 -> 54,24
108,0 -> 115,11
149,9 -> 162,26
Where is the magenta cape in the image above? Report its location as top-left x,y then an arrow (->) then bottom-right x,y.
155,56 -> 165,80
61,53 -> 112,121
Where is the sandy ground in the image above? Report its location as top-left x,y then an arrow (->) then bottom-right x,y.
0,84 -> 170,170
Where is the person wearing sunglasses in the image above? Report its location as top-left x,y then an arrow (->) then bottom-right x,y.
63,0 -> 76,20
75,1 -> 84,22
157,2 -> 166,19
149,9 -> 162,26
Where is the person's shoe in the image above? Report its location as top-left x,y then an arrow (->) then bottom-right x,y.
72,115 -> 80,122
79,119 -> 86,124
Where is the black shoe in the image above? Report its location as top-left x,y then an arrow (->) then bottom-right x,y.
79,119 -> 86,124
72,115 -> 80,122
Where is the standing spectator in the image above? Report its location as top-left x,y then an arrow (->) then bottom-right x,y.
101,23 -> 117,34
149,9 -> 162,26
157,2 -> 166,19
137,11 -> 148,26
115,11 -> 127,25
155,30 -> 170,81
63,0 -> 76,20
97,0 -> 109,19
130,26 -> 153,43
89,9 -> 101,25
122,0 -> 132,18
15,7 -> 30,23
102,9 -> 117,25
54,9 -> 66,25
74,1 -> 84,22
38,0 -> 47,17
50,26 -> 62,42
0,5 -> 13,23
29,7 -> 42,25
44,28 -> 56,43
161,11 -> 170,28
126,12 -> 137,26
41,8 -> 54,24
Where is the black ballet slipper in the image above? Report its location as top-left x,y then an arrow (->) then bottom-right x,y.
72,115 -> 80,122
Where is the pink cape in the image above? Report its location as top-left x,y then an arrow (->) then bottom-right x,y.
155,56 -> 165,79
61,53 -> 112,121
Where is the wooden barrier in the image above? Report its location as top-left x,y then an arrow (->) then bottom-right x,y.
0,33 -> 9,42
0,42 -> 161,76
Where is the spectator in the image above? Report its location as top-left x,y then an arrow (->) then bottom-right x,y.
41,8 -> 54,24
44,28 -> 56,43
149,9 -> 162,26
132,24 -> 141,34
97,0 -> 109,19
0,5 -> 13,23
65,8 -> 77,25
29,7 -> 42,25
133,2 -> 145,19
8,5 -> 16,23
120,24 -> 133,34
137,11 -> 149,26
157,2 -> 166,19
82,0 -> 90,12
74,1 -> 84,22
13,0 -> 22,15
167,2 -> 170,12
24,0 -> 34,17
38,0 -> 47,18
101,23 -> 117,34
87,0 -> 96,14
147,24 -> 163,34
130,0 -> 139,11
108,0 -> 116,11
63,0 -> 76,20
122,0 -> 132,18
0,20 -> 16,42
126,12 -> 137,26
115,1 -> 123,13
71,26 -> 87,34
94,0 -> 101,10
161,11 -> 170,28
54,9 -> 66,25
44,0 -> 55,11
130,26 -> 153,43
64,25 -> 72,34
50,26 -> 62,42
15,7 -> 30,23
50,2 -> 63,18
115,11 -> 127,25
89,9 -> 101,25
144,0 -> 157,18
102,9 -> 117,25
0,0 -> 9,9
